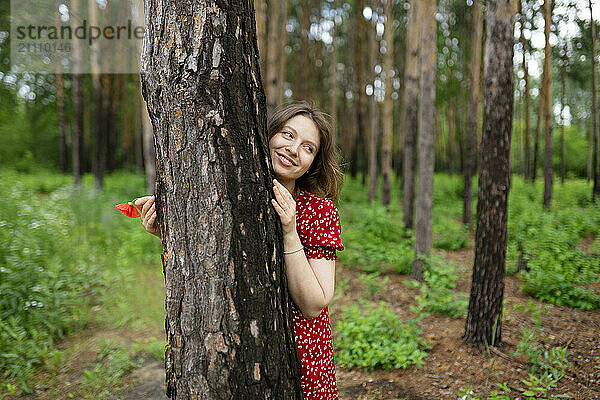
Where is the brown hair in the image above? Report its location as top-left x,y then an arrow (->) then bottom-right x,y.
267,101 -> 344,201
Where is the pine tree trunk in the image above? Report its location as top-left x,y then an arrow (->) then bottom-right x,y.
533,79 -> 544,183
381,0 -> 394,206
134,76 -> 144,173
141,97 -> 155,195
277,0 -> 290,106
561,42 -> 566,184
56,70 -> 68,173
402,0 -> 422,230
463,0 -> 483,228
412,0 -> 436,281
543,0 -> 553,208
266,0 -> 281,113
520,0 -> 531,179
368,9 -> 379,204
71,0 -> 82,185
591,0 -> 600,200
298,1 -> 311,100
448,95 -> 456,176
464,0 -> 516,346
352,0 -> 367,179
141,1 -> 303,397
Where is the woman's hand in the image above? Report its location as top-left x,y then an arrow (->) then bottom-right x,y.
135,196 -> 160,238
271,179 -> 297,235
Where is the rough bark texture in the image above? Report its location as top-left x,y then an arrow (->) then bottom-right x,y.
71,0 -> 82,185
401,0 -> 422,230
542,0 -> 553,208
463,0 -> 483,228
381,0 -> 394,206
591,0 -> 600,200
368,7 -> 379,204
412,0 -> 436,281
464,0 -> 516,346
520,0 -> 531,179
140,1 -> 303,398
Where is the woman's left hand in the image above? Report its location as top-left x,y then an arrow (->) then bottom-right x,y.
271,179 -> 296,234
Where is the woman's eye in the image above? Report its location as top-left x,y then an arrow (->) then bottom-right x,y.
282,131 -> 293,139
304,145 -> 314,153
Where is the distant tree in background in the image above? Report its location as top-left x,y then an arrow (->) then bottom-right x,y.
591,0 -> 600,200
381,0 -> 394,206
463,0 -> 483,228
543,0 -> 554,208
520,0 -> 532,180
368,1 -> 380,204
401,0 -> 422,230
412,0 -> 436,281
464,0 -> 516,346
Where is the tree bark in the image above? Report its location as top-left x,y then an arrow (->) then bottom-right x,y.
412,0 -> 436,281
591,0 -> 600,200
520,0 -> 531,179
141,1 -> 303,398
141,95 -> 155,195
463,0 -> 483,228
542,0 -> 553,208
352,0 -> 367,179
381,0 -> 394,206
368,7 -> 379,204
532,75 -> 544,183
402,0 -> 422,230
464,0 -> 516,346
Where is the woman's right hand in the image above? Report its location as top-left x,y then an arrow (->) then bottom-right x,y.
135,196 -> 160,238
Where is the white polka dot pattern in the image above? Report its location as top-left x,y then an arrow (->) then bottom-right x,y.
292,190 -> 343,399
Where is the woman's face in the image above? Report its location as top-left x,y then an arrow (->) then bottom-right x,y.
269,114 -> 320,184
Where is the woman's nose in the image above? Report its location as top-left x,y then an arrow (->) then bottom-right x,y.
285,144 -> 298,156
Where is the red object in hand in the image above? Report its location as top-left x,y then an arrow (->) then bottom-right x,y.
115,202 -> 141,218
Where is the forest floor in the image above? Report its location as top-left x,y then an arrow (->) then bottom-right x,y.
12,247 -> 600,400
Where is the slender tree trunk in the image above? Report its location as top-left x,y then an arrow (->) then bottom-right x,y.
591,0 -> 600,200
256,0 -> 267,76
533,78 -> 544,183
464,0 -> 516,346
56,69 -> 68,173
561,41 -> 566,184
122,75 -> 132,168
543,0 -> 553,208
402,0 -> 422,229
141,1 -> 303,397
368,9 -> 379,204
520,0 -> 531,179
134,76 -> 144,173
463,0 -> 483,228
265,0 -> 281,113
448,95 -> 456,176
278,0 -> 290,106
90,0 -> 105,190
352,0 -> 367,179
141,95 -> 155,194
381,0 -> 394,206
71,0 -> 82,185
298,1 -> 312,100
412,0 -> 436,281
517,88 -> 523,175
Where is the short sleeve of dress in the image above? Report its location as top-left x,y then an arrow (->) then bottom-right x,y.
301,198 -> 344,261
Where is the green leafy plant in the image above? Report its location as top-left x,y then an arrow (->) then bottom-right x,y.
334,301 -> 430,370
359,272 -> 390,300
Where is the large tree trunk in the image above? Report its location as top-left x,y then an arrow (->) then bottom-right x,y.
464,0 -> 516,346
381,0 -> 394,206
520,0 -> 531,179
542,0 -> 553,208
71,0 -> 82,185
401,0 -> 422,229
141,1 -> 303,398
265,0 -> 281,113
412,0 -> 436,281
463,0 -> 483,228
368,8 -> 379,204
591,0 -> 600,200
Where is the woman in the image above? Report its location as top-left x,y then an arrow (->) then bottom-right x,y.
136,101 -> 344,399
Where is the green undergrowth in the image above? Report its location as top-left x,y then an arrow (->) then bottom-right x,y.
507,177 -> 600,309
0,168 -> 163,393
334,301 -> 430,370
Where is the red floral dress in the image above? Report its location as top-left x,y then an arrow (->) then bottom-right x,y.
292,190 -> 344,400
